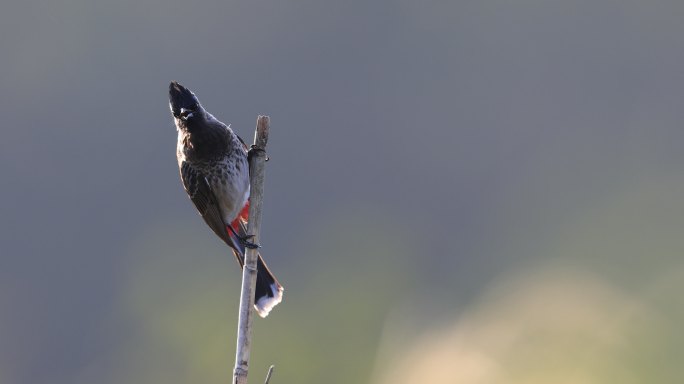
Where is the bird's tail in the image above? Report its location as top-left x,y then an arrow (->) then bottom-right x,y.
227,209 -> 283,317
253,253 -> 284,317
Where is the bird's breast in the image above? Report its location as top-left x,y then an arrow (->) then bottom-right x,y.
206,157 -> 250,222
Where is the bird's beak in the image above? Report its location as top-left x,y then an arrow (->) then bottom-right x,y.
169,81 -> 200,116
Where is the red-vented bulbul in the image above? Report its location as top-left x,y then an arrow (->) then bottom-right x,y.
169,81 -> 283,317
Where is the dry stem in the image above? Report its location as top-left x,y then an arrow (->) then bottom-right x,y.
233,116 -> 270,384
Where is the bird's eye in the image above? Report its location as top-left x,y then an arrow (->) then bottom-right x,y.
180,107 -> 195,119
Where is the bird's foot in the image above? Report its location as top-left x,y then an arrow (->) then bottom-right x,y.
248,145 -> 269,162
240,234 -> 261,249
227,224 -> 261,249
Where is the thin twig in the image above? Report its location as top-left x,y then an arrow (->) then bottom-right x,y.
264,365 -> 275,384
233,116 -> 270,384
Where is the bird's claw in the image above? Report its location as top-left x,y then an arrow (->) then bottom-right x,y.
240,234 -> 261,249
248,145 -> 269,162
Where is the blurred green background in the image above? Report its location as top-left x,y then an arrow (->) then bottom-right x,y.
2,0 -> 684,383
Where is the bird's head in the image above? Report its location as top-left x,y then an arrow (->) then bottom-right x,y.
169,81 -> 204,129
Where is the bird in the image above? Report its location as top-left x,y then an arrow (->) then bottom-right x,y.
169,81 -> 283,317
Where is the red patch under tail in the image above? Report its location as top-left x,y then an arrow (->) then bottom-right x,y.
229,200 -> 251,234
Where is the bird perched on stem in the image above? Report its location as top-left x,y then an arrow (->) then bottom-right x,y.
169,81 -> 283,317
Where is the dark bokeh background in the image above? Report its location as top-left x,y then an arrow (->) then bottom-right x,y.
2,1 -> 684,383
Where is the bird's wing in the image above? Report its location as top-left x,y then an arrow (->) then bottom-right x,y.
180,161 -> 243,257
